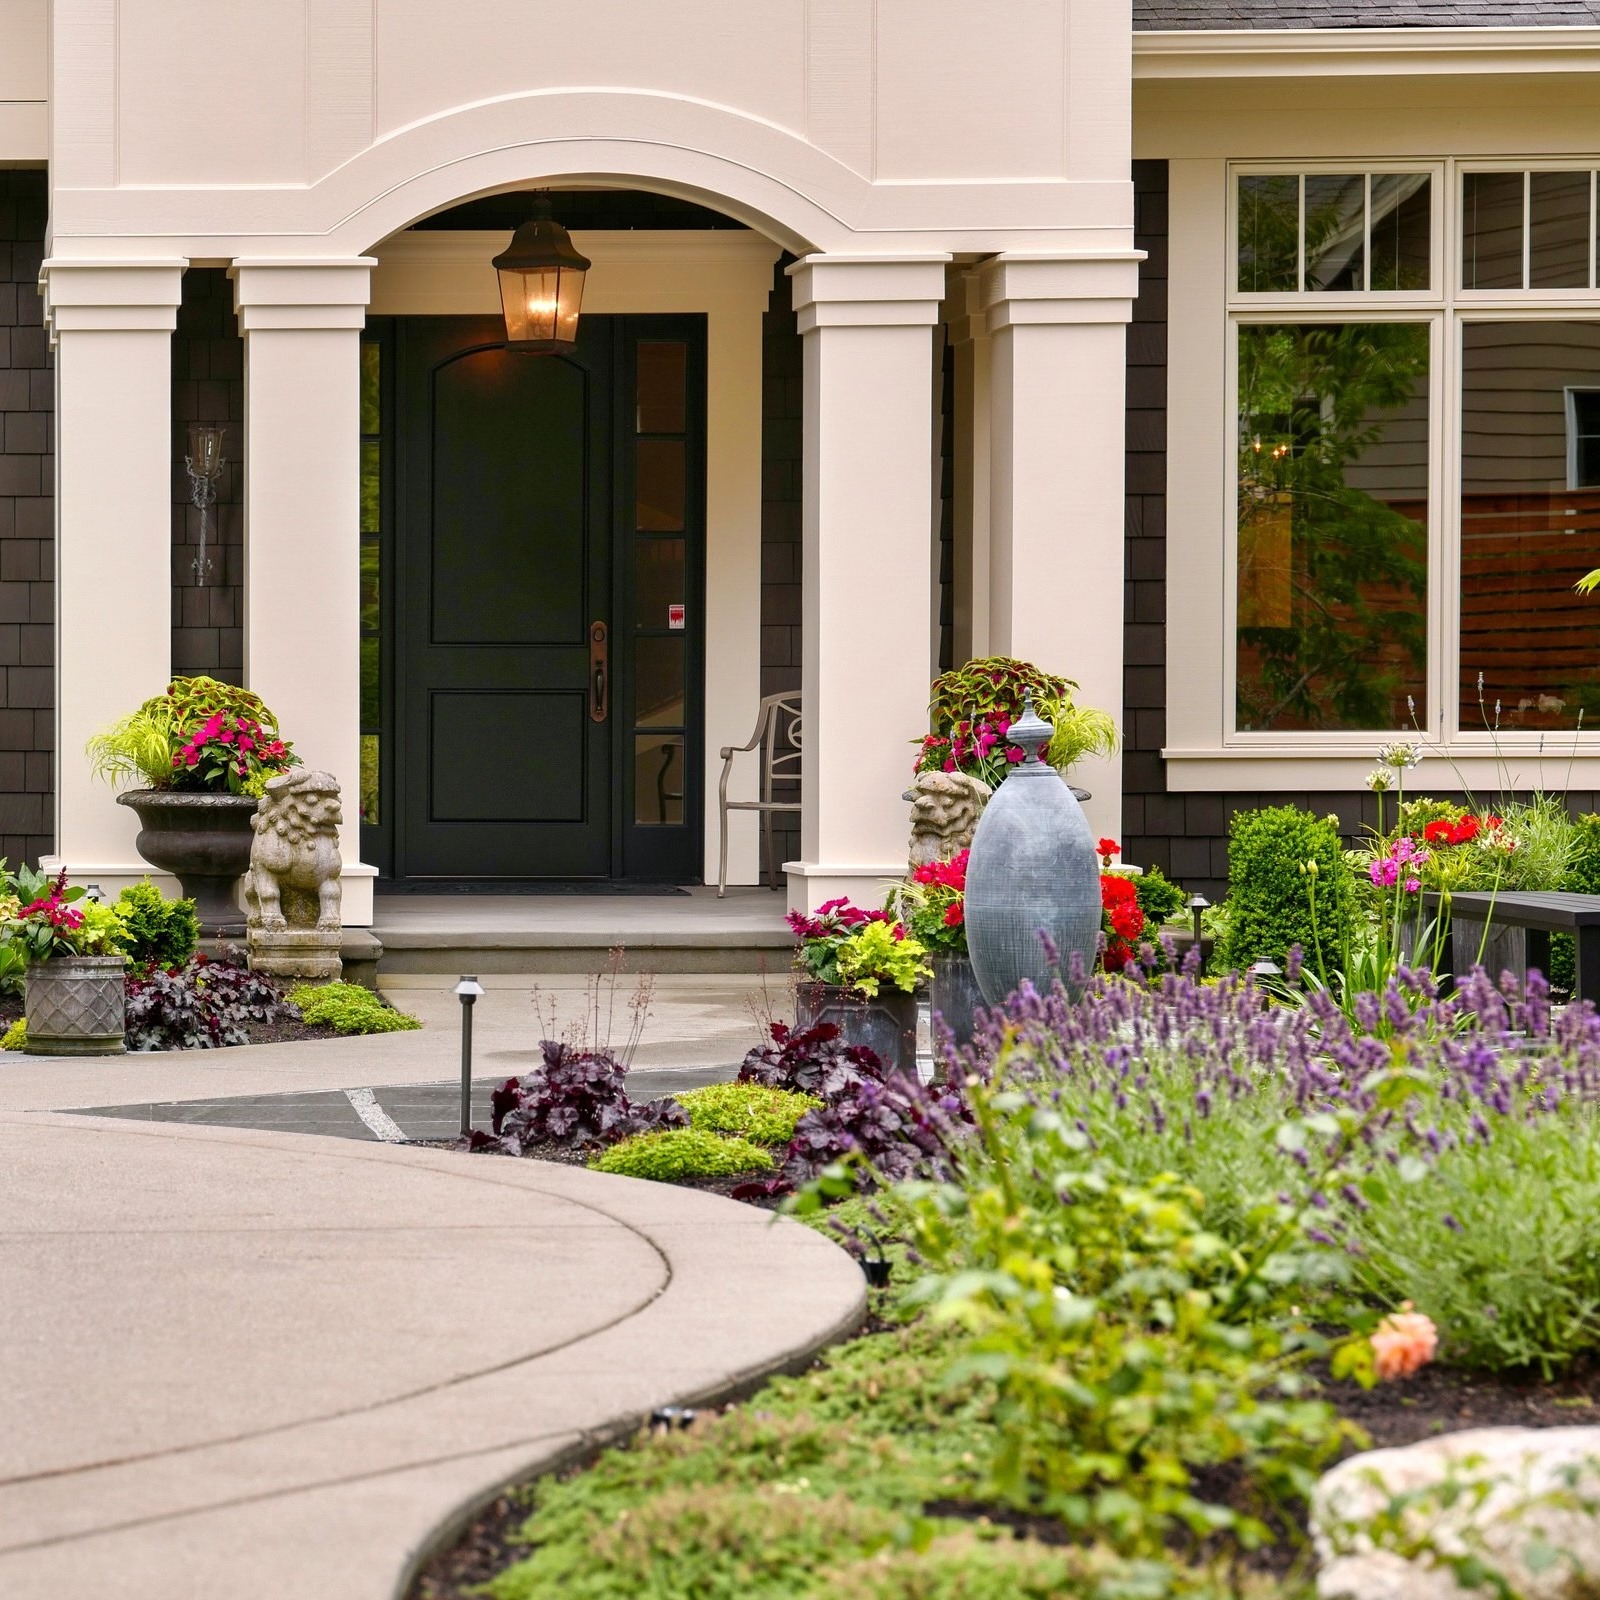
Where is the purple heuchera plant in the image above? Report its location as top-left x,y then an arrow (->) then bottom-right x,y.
737,1020 -> 886,1101
782,1071 -> 969,1190
491,1040 -> 687,1154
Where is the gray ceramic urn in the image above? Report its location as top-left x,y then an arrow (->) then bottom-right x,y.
964,697 -> 1102,1005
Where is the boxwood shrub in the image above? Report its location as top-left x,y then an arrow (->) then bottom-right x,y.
674,1082 -> 821,1146
1216,804 -> 1352,973
589,1127 -> 773,1182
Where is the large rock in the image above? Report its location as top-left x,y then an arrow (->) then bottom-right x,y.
1314,1426 -> 1600,1600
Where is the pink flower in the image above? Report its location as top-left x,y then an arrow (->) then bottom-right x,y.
1372,1304 -> 1438,1381
1404,877 -> 1420,894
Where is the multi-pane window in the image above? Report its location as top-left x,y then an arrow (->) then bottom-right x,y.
358,339 -> 381,826
1462,171 -> 1598,291
1231,162 -> 1600,744
1237,171 -> 1431,294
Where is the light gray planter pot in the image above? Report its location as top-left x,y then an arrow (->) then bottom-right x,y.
929,952 -> 983,1054
794,981 -> 918,1076
25,954 -> 126,1056
965,706 -> 1102,1006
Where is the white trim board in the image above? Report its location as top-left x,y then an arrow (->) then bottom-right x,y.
1135,26 -> 1600,80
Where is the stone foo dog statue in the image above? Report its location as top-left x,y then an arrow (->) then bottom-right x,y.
904,770 -> 992,868
245,768 -> 343,981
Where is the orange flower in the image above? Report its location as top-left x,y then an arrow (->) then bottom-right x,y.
1371,1302 -> 1438,1381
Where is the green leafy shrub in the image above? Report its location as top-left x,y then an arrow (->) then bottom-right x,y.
113,881 -> 199,971
674,1082 -> 821,1146
896,1071 -> 1354,1559
287,981 -> 420,1034
1,1018 -> 26,1051
1132,862 -> 1186,927
588,1127 -> 772,1181
1549,812 -> 1600,992
1218,805 -> 1352,971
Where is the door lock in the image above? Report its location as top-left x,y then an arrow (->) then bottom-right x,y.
589,621 -> 608,723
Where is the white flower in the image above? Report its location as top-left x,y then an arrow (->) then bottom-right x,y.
1365,769 -> 1393,793
1377,741 -> 1422,771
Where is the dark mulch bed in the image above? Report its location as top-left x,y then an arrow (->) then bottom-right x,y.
243,1016 -> 341,1045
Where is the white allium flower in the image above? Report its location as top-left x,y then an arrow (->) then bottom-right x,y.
1377,741 -> 1422,771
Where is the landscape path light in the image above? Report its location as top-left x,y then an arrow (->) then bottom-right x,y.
1188,893 -> 1210,953
455,976 -> 485,1137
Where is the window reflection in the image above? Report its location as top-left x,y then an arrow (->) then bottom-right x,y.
1460,321 -> 1600,731
1236,322 -> 1430,732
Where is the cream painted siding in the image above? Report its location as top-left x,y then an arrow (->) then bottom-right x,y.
374,0 -> 809,147
0,0 -> 46,160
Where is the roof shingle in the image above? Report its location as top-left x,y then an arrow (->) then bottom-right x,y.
1135,1 -> 1600,28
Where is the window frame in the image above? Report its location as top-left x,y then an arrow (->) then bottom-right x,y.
1218,157 -> 1600,757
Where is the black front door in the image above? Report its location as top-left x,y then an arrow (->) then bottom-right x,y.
390,314 -> 705,883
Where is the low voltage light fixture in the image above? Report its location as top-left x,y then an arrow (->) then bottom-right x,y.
492,193 -> 591,355
455,975 -> 485,1137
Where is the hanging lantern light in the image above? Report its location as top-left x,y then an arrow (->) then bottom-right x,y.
492,194 -> 591,355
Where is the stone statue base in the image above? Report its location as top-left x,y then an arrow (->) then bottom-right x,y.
247,927 -> 342,983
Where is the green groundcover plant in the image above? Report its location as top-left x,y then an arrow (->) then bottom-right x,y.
673,1082 -> 821,1146
287,981 -> 420,1035
588,1127 -> 772,1181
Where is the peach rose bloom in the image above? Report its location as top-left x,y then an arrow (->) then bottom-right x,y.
1371,1302 -> 1438,1381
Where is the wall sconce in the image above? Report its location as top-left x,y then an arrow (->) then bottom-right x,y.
185,424 -> 227,587
492,194 -> 591,355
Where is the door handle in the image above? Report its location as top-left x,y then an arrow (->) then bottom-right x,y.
589,621 -> 608,723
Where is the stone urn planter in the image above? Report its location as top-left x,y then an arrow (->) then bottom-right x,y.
795,980 -> 918,1076
116,790 -> 258,937
928,952 -> 983,1055
25,954 -> 126,1055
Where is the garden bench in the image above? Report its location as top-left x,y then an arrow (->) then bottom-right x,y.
1431,890 -> 1600,1002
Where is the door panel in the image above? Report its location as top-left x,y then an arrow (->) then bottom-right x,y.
397,316 -> 612,879
389,313 -> 704,883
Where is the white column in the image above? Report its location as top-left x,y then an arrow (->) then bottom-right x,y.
982,253 -> 1141,845
42,261 -> 184,891
231,260 -> 375,925
786,255 -> 948,912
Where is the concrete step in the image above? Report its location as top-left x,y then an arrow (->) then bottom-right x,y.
369,888 -> 793,976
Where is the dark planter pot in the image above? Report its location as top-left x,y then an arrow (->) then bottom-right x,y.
26,954 -> 126,1056
117,789 -> 258,937
794,980 -> 918,1076
929,951 -> 983,1056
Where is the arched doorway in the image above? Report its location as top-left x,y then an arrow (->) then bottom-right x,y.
360,189 -> 778,888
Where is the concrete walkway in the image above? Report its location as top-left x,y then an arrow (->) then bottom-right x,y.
0,978 -> 865,1600
0,972 -> 785,1116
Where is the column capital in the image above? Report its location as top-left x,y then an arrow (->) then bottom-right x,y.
40,259 -> 185,333
787,253 -> 949,333
979,250 -> 1144,330
230,258 -> 376,332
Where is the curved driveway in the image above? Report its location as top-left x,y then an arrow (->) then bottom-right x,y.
0,1109 -> 864,1600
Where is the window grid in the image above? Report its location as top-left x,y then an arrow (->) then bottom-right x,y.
1227,158 -> 1600,748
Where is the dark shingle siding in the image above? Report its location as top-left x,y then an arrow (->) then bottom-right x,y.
1136,0 -> 1600,27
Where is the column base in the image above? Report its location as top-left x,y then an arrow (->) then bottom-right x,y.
783,859 -> 909,914
40,858 -> 379,928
